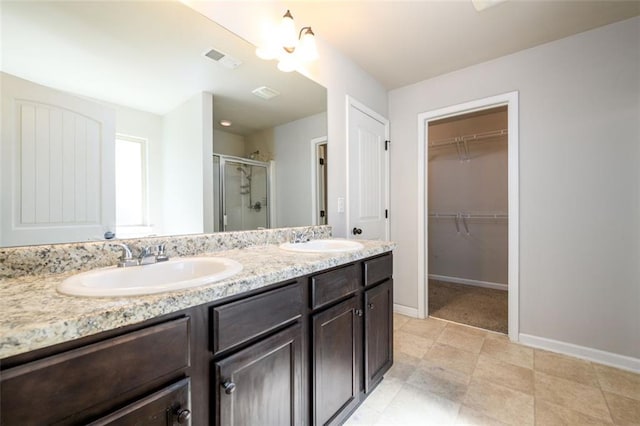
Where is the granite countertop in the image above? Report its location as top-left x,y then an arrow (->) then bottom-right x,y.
0,240 -> 394,359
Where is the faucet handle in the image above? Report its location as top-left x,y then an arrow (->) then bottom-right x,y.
139,246 -> 154,258
156,244 -> 169,262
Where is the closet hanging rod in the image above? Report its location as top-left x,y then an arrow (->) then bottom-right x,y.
429,128 -> 508,149
428,212 -> 508,220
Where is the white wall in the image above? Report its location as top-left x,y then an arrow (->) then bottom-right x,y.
389,17 -> 640,359
162,92 -> 213,235
185,2 -> 388,237
213,129 -> 245,157
274,112 -> 327,227
245,128 -> 274,161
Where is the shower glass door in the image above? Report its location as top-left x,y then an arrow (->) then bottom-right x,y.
215,155 -> 269,232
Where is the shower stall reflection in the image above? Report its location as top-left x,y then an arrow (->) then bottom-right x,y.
213,155 -> 270,232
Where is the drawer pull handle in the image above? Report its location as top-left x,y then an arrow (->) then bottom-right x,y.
176,408 -> 191,424
368,303 -> 374,310
222,380 -> 236,395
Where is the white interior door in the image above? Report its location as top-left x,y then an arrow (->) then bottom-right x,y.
1,73 -> 116,246
347,100 -> 389,240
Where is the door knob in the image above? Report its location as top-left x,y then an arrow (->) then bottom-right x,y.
352,227 -> 363,235
222,380 -> 236,395
175,408 -> 191,424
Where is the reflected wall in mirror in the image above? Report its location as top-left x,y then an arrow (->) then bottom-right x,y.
0,0 -> 327,247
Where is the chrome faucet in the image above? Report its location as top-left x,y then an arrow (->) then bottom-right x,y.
138,246 -> 157,265
115,243 -> 169,267
116,243 -> 138,268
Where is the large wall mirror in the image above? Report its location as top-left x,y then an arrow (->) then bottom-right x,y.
0,0 -> 327,248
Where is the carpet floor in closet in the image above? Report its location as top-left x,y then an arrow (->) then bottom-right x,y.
428,280 -> 508,334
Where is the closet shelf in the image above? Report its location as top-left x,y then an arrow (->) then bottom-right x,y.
429,128 -> 508,150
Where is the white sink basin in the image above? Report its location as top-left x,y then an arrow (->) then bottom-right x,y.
279,239 -> 364,253
57,257 -> 243,297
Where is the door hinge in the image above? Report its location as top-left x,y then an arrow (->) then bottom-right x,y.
385,140 -> 390,151
320,210 -> 325,218
385,209 -> 388,219
319,158 -> 325,166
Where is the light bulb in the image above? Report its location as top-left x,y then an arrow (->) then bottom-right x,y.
277,56 -> 297,72
279,10 -> 297,53
298,27 -> 318,62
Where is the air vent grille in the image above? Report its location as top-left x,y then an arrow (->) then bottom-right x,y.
252,86 -> 280,100
204,48 -> 242,69
205,48 -> 225,61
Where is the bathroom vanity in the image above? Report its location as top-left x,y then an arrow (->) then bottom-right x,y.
0,236 -> 393,426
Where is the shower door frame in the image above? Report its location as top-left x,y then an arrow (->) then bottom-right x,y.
214,154 -> 271,232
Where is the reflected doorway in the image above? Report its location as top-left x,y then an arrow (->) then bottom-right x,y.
311,137 -> 328,225
213,154 -> 270,232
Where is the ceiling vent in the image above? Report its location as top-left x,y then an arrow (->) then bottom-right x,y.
252,86 -> 280,100
204,48 -> 242,70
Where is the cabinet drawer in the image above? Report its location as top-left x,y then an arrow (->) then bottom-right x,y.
89,378 -> 191,425
0,317 -> 190,425
364,254 -> 393,287
212,282 -> 302,355
311,263 -> 360,310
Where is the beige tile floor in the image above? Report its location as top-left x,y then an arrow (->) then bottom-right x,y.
345,314 -> 640,426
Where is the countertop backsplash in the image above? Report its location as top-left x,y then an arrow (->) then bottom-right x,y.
0,226 -> 331,279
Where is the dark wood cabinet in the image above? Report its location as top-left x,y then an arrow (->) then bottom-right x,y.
214,324 -> 303,426
364,279 -> 393,393
88,378 -> 191,426
0,252 -> 393,426
312,296 -> 362,426
310,253 -> 394,425
0,317 -> 191,426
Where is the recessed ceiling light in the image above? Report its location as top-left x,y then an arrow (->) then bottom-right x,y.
220,120 -> 232,127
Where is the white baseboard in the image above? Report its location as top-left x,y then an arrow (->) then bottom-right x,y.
429,274 -> 508,291
393,304 -> 419,318
519,333 -> 640,374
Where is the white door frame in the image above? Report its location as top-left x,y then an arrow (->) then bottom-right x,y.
310,136 -> 328,225
417,91 -> 520,341
346,96 -> 390,240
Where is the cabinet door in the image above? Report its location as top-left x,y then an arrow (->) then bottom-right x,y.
214,324 -> 303,426
88,378 -> 191,426
364,279 -> 393,393
313,296 -> 362,426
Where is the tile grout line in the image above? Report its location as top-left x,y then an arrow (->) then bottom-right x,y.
594,363 -> 618,425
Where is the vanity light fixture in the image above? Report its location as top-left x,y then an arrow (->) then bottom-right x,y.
220,120 -> 232,127
256,9 -> 318,72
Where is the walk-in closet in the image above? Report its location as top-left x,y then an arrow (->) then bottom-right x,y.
427,106 -> 508,333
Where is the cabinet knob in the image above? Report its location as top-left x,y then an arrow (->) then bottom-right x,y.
368,303 -> 374,310
222,380 -> 236,395
175,408 -> 191,424
352,227 -> 363,235
355,309 -> 363,317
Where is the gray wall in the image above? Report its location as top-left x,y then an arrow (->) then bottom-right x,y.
274,112 -> 328,227
389,17 -> 640,358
